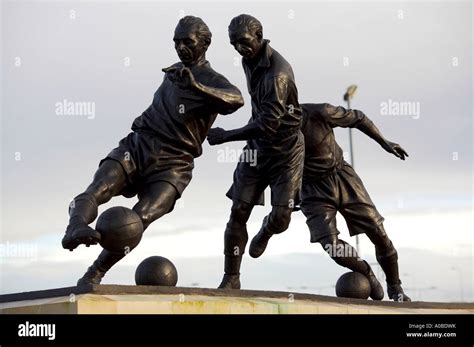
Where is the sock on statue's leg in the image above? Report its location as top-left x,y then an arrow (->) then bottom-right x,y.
320,236 -> 384,300
77,249 -> 127,285
369,225 -> 411,302
218,223 -> 248,289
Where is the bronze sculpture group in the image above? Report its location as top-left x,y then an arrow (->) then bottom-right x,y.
62,14 -> 410,301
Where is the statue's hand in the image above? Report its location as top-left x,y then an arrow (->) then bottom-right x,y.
382,140 -> 409,160
163,66 -> 197,90
207,127 -> 228,145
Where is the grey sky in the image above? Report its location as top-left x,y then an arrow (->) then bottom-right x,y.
1,1 -> 472,301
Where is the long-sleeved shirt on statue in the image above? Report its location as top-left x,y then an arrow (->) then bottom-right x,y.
301,103 -> 366,177
242,40 -> 302,155
132,61 -> 243,160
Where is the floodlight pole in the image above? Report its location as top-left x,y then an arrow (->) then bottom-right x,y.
344,85 -> 359,255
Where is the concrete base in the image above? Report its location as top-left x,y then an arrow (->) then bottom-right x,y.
1,285 -> 472,314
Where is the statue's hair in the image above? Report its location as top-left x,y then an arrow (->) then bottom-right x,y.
176,16 -> 212,46
228,14 -> 263,36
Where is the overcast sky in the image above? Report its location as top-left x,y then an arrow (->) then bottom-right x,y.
1,0 -> 472,302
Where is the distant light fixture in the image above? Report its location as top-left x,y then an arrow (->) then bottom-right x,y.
343,84 -> 358,102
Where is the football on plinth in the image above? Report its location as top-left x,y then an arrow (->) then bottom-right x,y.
96,206 -> 144,253
135,256 -> 178,286
335,271 -> 371,299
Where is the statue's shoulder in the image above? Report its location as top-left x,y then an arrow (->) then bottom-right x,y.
199,63 -> 235,87
268,48 -> 294,80
302,103 -> 331,122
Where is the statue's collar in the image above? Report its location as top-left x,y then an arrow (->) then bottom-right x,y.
244,39 -> 272,69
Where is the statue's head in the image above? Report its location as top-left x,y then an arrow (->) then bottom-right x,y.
228,14 -> 264,60
174,16 -> 212,65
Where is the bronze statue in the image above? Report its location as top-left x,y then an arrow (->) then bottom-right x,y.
61,14 -> 412,301
253,102 -> 411,301
207,14 -> 304,289
62,16 -> 244,285
298,103 -> 410,301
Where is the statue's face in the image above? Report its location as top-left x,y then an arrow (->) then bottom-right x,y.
229,29 -> 263,60
173,28 -> 207,65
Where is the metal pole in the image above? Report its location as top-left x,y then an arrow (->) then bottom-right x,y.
344,85 -> 359,254
347,99 -> 355,169
346,97 -> 359,255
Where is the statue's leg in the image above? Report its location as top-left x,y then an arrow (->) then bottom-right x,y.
329,163 -> 407,300
132,181 -> 179,230
366,224 -> 411,302
319,234 -> 384,300
77,181 -> 178,285
249,156 -> 303,258
218,200 -> 253,289
249,206 -> 292,258
62,160 -> 127,251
